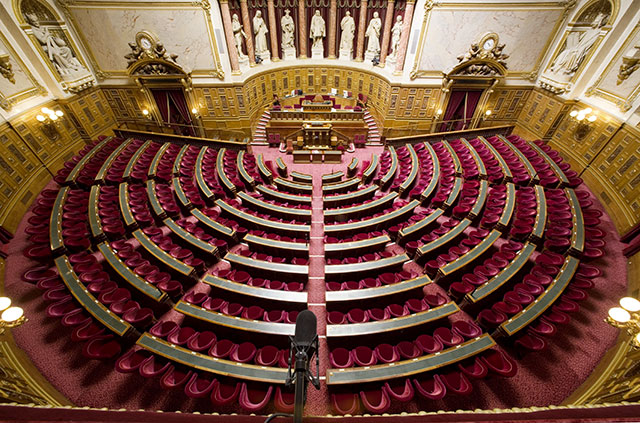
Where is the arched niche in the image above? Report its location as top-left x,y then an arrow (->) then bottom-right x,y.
13,0 -> 94,93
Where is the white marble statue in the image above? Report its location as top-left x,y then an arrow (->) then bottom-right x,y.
310,10 -> 326,50
253,11 -> 269,57
339,11 -> 355,54
281,9 -> 295,52
388,15 -> 403,60
232,13 -> 247,60
550,12 -> 608,76
25,12 -> 85,75
365,12 -> 382,57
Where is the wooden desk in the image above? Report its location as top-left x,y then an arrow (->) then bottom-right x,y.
216,199 -> 310,236
324,200 -> 419,236
362,154 -> 379,184
530,185 -> 547,242
397,208 -> 444,244
55,256 -> 133,337
497,135 -> 538,184
465,242 -> 536,304
172,177 -> 192,210
88,185 -> 105,241
327,302 -> 459,338
496,182 -> 516,230
49,187 -> 68,256
443,177 -> 463,209
175,300 -> 295,336
497,256 -> 579,337
243,234 -> 309,258
146,180 -> 168,220
326,334 -> 494,385
172,145 -> 189,176
65,136 -> 111,186
460,138 -> 487,179
416,219 -> 472,259
323,185 -> 378,208
225,252 -> 309,279
274,177 -> 313,194
163,217 -> 219,256
322,177 -> 360,195
566,188 -> 585,256
399,144 -> 419,196
238,192 -> 312,222
95,139 -> 132,185
191,209 -> 237,241
437,230 -> 501,280
195,147 -> 215,202
469,179 -> 489,219
528,141 -> 569,187
119,182 -> 137,231
419,142 -> 440,202
216,148 -> 237,196
379,146 -> 398,190
326,275 -> 431,303
347,159 -> 358,177
325,192 -> 398,222
133,229 -> 196,278
203,274 -> 307,303
256,185 -> 311,205
148,143 -> 169,179
123,140 -> 152,181
291,171 -> 313,184
323,171 -> 344,184
477,136 -> 512,182
441,140 -> 462,176
324,235 -> 390,258
325,253 -> 409,279
98,243 -> 170,303
257,154 -> 273,183
275,157 -> 287,177
137,333 -> 288,383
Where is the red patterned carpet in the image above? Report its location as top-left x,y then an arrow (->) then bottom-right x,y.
2,140 -> 627,416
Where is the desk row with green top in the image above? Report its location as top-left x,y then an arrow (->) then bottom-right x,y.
225,252 -> 309,279
257,154 -> 273,183
398,144 -> 419,197
216,199 -> 310,236
528,141 -> 569,187
147,143 -> 170,179
325,253 -> 409,279
476,136 -> 513,182
237,150 -> 256,189
459,138 -> 487,179
324,234 -> 390,258
378,146 -> 398,190
216,148 -> 237,196
256,184 -> 311,205
88,185 -> 106,242
441,140 -> 462,176
361,154 -> 379,184
416,218 -> 472,259
324,192 -> 398,222
50,187 -> 69,256
326,274 -> 431,303
324,200 -> 419,236
118,182 -> 138,231
163,217 -> 219,257
322,177 -> 360,195
497,135 -> 538,184
133,229 -> 197,279
274,177 -> 313,194
95,139 -> 133,185
436,229 -> 501,281
323,171 -> 344,184
122,140 -> 153,181
243,233 -> 309,258
237,191 -> 312,222
64,136 -> 112,186
195,147 -> 215,202
291,171 -> 313,184
418,142 -> 440,203
323,185 -> 378,208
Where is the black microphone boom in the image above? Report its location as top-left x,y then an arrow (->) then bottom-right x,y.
285,310 -> 320,423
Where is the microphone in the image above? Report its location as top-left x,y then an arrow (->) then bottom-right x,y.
294,310 -> 317,349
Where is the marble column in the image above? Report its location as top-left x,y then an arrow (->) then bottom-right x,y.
239,0 -> 255,65
355,0 -> 368,61
378,0 -> 395,66
298,1 -> 307,58
327,0 -> 338,58
394,0 -> 414,73
220,0 -> 240,72
267,0 -> 279,60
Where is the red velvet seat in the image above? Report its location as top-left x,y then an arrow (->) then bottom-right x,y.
184,373 -> 217,398
71,321 -> 106,342
413,374 -> 446,400
255,345 -> 280,366
239,383 -> 273,412
331,392 -> 360,415
139,356 -> 171,378
374,343 -> 400,363
352,346 -> 377,367
515,333 -> 547,353
396,340 -> 421,359
210,339 -> 237,359
434,327 -> 464,347
330,347 -> 354,368
274,386 -> 295,413
384,378 -> 415,402
187,331 -> 217,352
82,336 -> 121,360
359,389 -> 391,414
160,366 -> 194,389
115,349 -> 152,373
230,342 -> 257,363
481,349 -> 517,377
441,371 -> 473,395
210,381 -> 241,406
458,356 -> 488,379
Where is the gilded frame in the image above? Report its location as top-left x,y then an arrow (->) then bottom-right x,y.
54,0 -> 224,80
0,30 -> 46,111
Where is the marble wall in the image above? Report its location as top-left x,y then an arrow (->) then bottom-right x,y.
413,4 -> 565,78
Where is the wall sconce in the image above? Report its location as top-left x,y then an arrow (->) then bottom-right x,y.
618,45 -> 640,85
36,107 -> 64,140
191,107 -> 200,119
483,109 -> 492,120
569,107 -> 597,141
141,109 -> 152,120
607,297 -> 640,349
0,297 -> 26,335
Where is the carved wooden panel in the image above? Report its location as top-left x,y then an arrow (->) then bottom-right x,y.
517,88 -> 565,139
487,88 -> 530,122
63,88 -> 115,138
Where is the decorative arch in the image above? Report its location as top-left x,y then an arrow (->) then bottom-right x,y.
567,0 -> 617,28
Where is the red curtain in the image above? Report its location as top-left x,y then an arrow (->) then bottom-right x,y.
152,90 -> 169,123
440,91 -> 465,132
168,89 -> 191,125
464,91 -> 482,128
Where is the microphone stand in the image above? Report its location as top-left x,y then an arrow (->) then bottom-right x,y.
289,333 -> 320,423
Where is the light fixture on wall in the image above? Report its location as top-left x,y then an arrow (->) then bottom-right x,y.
191,107 -> 200,119
607,297 -> 640,350
35,107 -> 64,140
141,108 -> 152,120
0,296 -> 26,335
569,107 -> 597,141
482,109 -> 492,121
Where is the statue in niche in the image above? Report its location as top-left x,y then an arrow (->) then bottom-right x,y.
550,12 -> 609,76
25,12 -> 85,75
388,15 -> 403,60
253,11 -> 269,56
310,10 -> 326,50
365,12 -> 382,57
232,13 -> 248,60
339,11 -> 355,54
281,9 -> 296,59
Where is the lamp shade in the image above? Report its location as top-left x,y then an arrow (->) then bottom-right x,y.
0,297 -> 10,312
620,297 -> 640,313
609,307 -> 631,323
2,307 -> 23,323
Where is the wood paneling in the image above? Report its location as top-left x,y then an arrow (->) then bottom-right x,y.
516,88 -> 566,140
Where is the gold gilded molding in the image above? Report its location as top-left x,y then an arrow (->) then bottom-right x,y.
0,31 -> 46,111
411,1 -> 569,81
